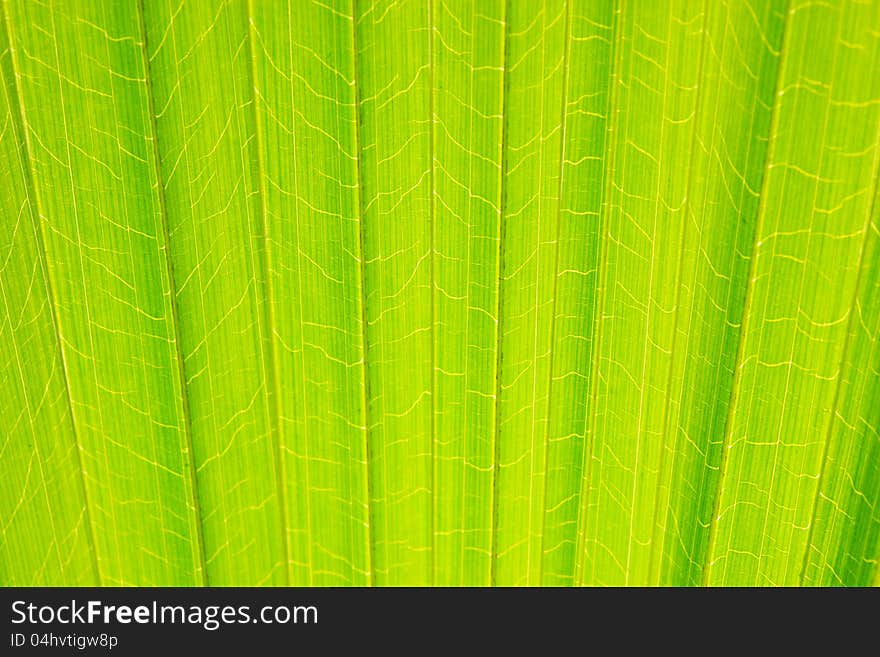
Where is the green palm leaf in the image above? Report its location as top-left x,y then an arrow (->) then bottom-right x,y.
1,0 -> 878,587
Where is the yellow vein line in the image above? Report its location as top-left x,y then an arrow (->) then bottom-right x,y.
489,0 -> 511,587
800,152 -> 880,584
100,0 -> 170,584
159,0 -> 225,583
284,0 -> 313,586
244,0 -> 290,587
539,0 -> 573,586
648,0 -> 711,585
701,0 -> 793,586
1,1 -> 101,585
428,0 -> 436,587
137,0 -> 207,586
576,0 -> 622,588
351,0 -> 375,587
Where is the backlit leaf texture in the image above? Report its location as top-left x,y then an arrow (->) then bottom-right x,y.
1,0 -> 878,587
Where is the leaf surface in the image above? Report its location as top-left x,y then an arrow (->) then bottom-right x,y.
2,0 -> 879,587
